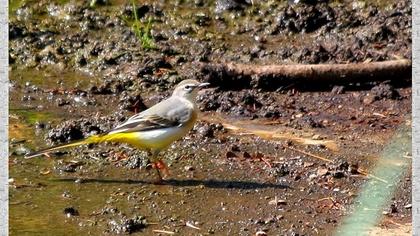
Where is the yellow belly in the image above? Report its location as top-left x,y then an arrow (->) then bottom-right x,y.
97,119 -> 196,151
134,125 -> 193,150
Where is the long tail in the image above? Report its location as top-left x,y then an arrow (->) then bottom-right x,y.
24,135 -> 104,159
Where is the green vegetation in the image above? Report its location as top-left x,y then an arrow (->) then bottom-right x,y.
9,0 -> 26,13
90,0 -> 98,8
10,109 -> 55,125
9,0 -> 69,14
131,0 -> 156,50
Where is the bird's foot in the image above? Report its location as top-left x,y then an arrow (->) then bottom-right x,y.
147,160 -> 170,182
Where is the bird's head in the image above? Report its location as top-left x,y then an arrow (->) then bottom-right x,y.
172,79 -> 210,101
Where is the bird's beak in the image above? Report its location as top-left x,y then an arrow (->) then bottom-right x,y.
198,82 -> 210,88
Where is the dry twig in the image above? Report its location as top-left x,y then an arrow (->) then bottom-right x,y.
186,221 -> 201,230
152,229 -> 175,235
282,145 -> 333,163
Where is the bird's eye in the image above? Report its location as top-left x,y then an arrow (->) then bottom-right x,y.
185,85 -> 192,90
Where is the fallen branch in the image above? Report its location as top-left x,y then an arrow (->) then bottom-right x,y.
152,229 -> 175,235
200,59 -> 411,89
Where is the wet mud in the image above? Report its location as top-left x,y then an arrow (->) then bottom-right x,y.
9,0 -> 411,235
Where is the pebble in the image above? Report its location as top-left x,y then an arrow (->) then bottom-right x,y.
184,165 -> 194,171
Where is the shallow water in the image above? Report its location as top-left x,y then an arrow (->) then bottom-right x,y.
9,0 -> 412,234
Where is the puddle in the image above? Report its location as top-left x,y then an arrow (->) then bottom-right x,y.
9,0 -> 412,234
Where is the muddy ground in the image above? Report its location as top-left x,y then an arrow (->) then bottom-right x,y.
9,0 -> 412,235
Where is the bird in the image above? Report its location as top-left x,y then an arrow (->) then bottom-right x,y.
25,79 -> 210,180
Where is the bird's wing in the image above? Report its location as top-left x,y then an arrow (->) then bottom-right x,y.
108,114 -> 181,133
108,97 -> 194,134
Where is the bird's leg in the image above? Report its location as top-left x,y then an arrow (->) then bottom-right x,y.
154,160 -> 169,178
147,150 -> 169,182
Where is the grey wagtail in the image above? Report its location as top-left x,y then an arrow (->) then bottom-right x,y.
26,79 -> 210,180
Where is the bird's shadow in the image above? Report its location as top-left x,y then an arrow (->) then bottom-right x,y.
52,177 -> 290,190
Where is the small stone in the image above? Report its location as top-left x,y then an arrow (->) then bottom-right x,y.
256,230 -> 267,236
390,204 -> 398,213
168,75 -> 181,84
303,162 -> 314,168
56,98 -> 70,106
363,95 -> 375,105
197,124 -> 214,138
184,165 -> 194,171
13,145 -> 31,156
35,122 -> 46,129
225,151 -> 237,159
268,197 -> 287,206
264,217 -> 275,224
230,144 -> 240,152
312,134 -> 322,140
332,171 -> 345,178
404,204 -> 412,209
62,191 -> 72,198
243,151 -> 252,159
349,164 -> 360,174
64,207 -> 79,217
317,167 -> 329,177
194,0 -> 204,6
58,163 -> 78,173
308,173 -> 317,180
108,215 -> 147,234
